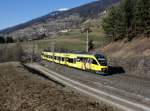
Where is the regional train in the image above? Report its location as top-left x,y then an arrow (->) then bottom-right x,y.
41,51 -> 108,74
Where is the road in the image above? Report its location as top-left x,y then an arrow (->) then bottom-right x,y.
25,61 -> 150,111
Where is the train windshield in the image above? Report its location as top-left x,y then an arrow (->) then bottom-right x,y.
95,54 -> 107,66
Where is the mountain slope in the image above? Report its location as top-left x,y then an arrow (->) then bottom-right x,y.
0,0 -> 120,40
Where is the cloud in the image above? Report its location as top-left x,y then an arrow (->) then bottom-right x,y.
58,8 -> 68,11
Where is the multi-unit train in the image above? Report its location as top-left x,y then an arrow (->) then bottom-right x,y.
41,51 -> 108,74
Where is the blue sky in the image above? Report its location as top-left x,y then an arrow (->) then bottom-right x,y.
0,0 -> 96,30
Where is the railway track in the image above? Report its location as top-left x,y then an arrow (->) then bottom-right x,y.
24,62 -> 150,111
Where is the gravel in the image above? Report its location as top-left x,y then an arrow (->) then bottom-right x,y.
41,60 -> 150,102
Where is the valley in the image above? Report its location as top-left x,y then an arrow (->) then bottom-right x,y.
0,0 -> 149,110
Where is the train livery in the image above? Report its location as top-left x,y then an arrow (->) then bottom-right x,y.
41,51 -> 108,74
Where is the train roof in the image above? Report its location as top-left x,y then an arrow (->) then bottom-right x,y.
43,50 -> 104,56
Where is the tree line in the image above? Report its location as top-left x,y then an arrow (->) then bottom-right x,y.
102,0 -> 150,41
0,33 -> 47,44
0,36 -> 14,43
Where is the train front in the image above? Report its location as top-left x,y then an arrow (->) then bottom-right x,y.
95,54 -> 108,74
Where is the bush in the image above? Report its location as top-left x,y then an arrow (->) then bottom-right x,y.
0,37 -> 5,43
0,43 -> 24,63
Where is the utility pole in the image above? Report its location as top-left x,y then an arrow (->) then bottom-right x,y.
85,27 -> 92,53
31,44 -> 35,63
51,41 -> 55,68
81,22 -> 92,53
86,29 -> 89,53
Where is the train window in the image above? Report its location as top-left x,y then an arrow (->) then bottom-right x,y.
92,59 -> 98,65
51,56 -> 54,59
71,59 -> 74,63
68,58 -> 74,63
87,58 -> 91,63
83,58 -> 88,63
67,58 -> 69,62
77,57 -> 89,63
65,58 -> 68,61
77,57 -> 83,62
80,58 -> 83,61
85,58 -> 90,63
56,57 -> 58,60
73,58 -> 76,63
77,57 -> 81,62
57,57 -> 60,61
83,58 -> 87,63
58,57 -> 61,61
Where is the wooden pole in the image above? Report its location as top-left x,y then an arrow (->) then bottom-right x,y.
51,42 -> 55,68
86,29 -> 89,53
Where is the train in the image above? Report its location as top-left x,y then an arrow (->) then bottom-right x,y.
41,51 -> 108,74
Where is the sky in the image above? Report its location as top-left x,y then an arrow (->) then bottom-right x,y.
0,0 -> 96,30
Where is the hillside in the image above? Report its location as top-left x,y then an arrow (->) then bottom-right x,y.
0,0 -> 120,41
0,1 -> 150,110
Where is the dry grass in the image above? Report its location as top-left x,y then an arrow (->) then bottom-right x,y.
0,62 -> 116,111
0,43 -> 23,63
96,37 -> 150,78
100,37 -> 150,58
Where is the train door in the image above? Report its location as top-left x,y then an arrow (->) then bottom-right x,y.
65,57 -> 68,66
76,57 -> 81,69
80,58 -> 89,70
65,54 -> 70,66
76,57 -> 91,70
90,59 -> 99,71
76,57 -> 84,70
68,58 -> 74,67
73,58 -> 77,68
85,58 -> 91,70
82,58 -> 86,70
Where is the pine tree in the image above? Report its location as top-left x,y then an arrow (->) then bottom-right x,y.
134,0 -> 150,37
113,6 -> 126,40
102,0 -> 150,41
120,0 -> 136,40
102,6 -> 126,41
102,7 -> 117,41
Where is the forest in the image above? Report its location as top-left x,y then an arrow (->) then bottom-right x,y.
102,0 -> 150,41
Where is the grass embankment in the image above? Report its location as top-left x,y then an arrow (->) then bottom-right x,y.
97,37 -> 150,79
